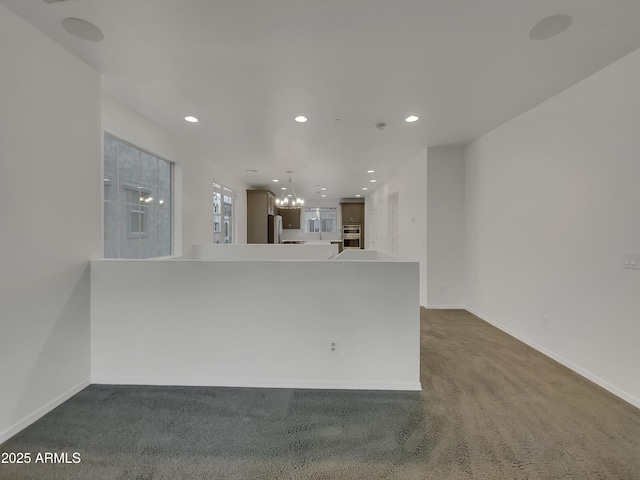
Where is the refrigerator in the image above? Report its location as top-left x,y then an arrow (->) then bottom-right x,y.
268,214 -> 283,244
274,214 -> 282,244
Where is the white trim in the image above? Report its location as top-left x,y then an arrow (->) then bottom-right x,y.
426,304 -> 467,309
466,307 -> 640,410
92,377 -> 422,392
0,378 -> 90,444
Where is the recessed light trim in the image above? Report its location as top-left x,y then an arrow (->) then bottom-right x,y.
356,194 -> 361,197
321,187 -> 327,191
362,187 -> 368,191
294,115 -> 308,123
529,14 -> 572,40
321,194 -> 326,197
367,170 -> 375,174
405,115 -> 419,123
370,179 -> 377,183
61,17 -> 104,42
272,179 -> 279,183
184,116 -> 199,123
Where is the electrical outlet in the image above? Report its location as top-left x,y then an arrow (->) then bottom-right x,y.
622,253 -> 640,270
329,340 -> 339,354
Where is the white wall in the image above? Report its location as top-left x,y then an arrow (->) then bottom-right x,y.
367,149 -> 428,305
91,258 -> 421,391
427,147 -> 466,308
0,6 -> 101,443
102,93 -> 250,251
465,48 -> 640,408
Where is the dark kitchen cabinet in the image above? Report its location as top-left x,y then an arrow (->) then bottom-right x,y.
341,202 -> 365,249
279,208 -> 301,229
247,190 -> 276,243
341,202 -> 364,224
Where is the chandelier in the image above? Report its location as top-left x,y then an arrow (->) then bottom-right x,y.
276,171 -> 304,209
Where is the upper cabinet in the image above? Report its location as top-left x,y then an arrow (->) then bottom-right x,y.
341,202 -> 364,225
279,208 -> 301,229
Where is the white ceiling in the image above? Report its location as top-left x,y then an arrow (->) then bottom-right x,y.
3,0 -> 640,200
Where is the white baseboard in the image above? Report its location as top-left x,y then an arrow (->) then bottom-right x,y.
0,378 -> 91,445
92,376 -> 422,392
466,307 -> 640,410
426,304 -> 467,309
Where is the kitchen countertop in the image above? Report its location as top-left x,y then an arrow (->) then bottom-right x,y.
282,240 -> 341,245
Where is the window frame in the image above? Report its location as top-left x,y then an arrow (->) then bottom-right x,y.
303,206 -> 338,234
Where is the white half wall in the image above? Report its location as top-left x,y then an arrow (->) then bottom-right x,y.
427,146 -> 466,308
366,149 -> 428,306
465,48 -> 640,408
187,243 -> 338,260
0,6 -> 100,443
91,258 -> 421,391
101,93 -> 251,252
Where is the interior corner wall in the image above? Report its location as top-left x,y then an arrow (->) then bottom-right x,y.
367,149 -> 428,306
427,146 -> 466,308
0,5 -> 101,443
465,48 -> 640,408
101,93 -> 250,251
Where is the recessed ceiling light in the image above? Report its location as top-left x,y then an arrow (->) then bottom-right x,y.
405,115 -> 419,123
367,170 -> 375,174
184,116 -> 199,123
272,179 -> 279,182
370,179 -> 377,183
281,187 -> 286,190
61,18 -> 104,42
321,194 -> 327,197
294,116 -> 308,123
362,187 -> 368,191
321,187 -> 327,191
529,14 -> 572,40
356,194 -> 361,197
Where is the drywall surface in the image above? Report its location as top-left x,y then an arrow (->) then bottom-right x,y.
187,243 -> 338,260
366,149 -> 428,305
427,146 -> 466,308
465,48 -> 640,408
334,250 -> 407,262
101,93 -> 250,252
91,259 -> 421,391
0,6 -> 100,443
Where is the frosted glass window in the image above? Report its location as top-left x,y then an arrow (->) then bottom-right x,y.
104,134 -> 173,258
303,207 -> 337,233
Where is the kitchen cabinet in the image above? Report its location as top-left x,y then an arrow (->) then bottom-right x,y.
247,190 -> 276,243
341,202 -> 364,224
341,202 -> 365,249
279,208 -> 301,229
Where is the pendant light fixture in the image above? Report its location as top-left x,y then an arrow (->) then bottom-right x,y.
275,171 -> 304,209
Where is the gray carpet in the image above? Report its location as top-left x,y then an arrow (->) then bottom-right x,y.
1,308 -> 639,479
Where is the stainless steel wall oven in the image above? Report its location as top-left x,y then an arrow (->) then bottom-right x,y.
342,224 -> 361,250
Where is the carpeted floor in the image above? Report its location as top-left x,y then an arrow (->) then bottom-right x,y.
1,308 -> 639,479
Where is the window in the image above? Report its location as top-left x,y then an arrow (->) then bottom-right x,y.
213,182 -> 236,244
303,207 -> 337,233
103,134 -> 173,258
